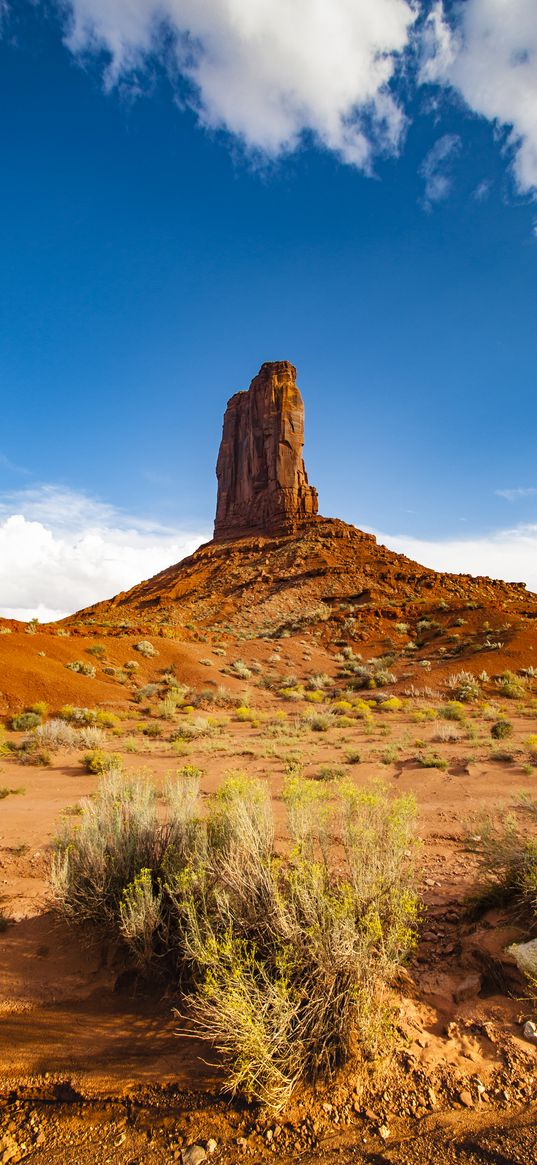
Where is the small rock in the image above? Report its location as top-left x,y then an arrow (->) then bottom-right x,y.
182,1146 -> 207,1165
459,1090 -> 474,1108
379,1125 -> 390,1141
523,1020 -> 537,1045
453,973 -> 482,1003
206,1140 -> 217,1156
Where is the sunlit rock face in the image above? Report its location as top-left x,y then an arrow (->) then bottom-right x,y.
214,360 -> 318,540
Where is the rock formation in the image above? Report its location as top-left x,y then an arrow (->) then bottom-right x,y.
214,360 -> 318,540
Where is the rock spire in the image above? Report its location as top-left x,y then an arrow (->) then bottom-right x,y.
214,361 -> 318,540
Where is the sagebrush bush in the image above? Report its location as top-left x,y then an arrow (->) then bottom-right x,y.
65,660 -> 96,678
59,706 -> 96,724
35,719 -> 78,749
446,671 -> 480,702
51,770 -> 418,1111
170,717 -> 217,741
11,711 -> 41,731
495,671 -> 526,700
134,640 -> 159,658
467,801 -> 537,918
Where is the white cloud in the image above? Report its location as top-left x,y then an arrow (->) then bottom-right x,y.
419,132 -> 461,207
0,485 -> 208,622
422,0 -> 537,194
61,0 -> 417,168
370,522 -> 537,593
495,487 -> 537,502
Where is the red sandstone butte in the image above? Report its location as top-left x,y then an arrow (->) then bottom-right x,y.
214,360 -> 318,539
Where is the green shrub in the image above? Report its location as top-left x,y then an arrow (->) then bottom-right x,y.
495,671 -> 526,699
143,723 -> 162,738
11,711 -> 41,731
83,749 -> 122,774
316,764 -> 345,781
440,701 -> 466,722
86,644 -> 106,659
416,751 -> 448,771
490,720 -> 513,740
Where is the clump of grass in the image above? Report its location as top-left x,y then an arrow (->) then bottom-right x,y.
345,749 -> 362,765
227,659 -> 252,680
495,671 -> 526,700
316,764 -> 345,781
446,670 -> 480,702
440,701 -> 466,722
78,726 -> 107,749
416,751 -> 448,771
467,802 -> 537,919
307,673 -> 331,691
143,723 -> 162,738
304,711 -> 335,733
157,696 -> 178,720
433,724 -> 460,744
86,644 -> 106,659
51,771 -> 418,1111
134,683 -> 160,702
170,717 -> 217,741
0,787 -> 25,799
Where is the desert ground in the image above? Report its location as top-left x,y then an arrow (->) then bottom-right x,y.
1,606 -> 537,1163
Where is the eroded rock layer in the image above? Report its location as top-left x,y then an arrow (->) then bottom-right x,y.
214,360 -> 318,539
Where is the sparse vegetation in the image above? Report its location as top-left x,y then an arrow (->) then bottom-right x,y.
51,771 -> 418,1110
11,711 -> 42,731
490,720 -> 513,740
446,671 -> 480,702
134,640 -> 159,658
83,750 -> 122,774
65,660 -> 97,678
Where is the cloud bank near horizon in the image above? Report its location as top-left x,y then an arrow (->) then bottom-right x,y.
1,484 -> 537,623
371,523 -> 537,594
54,0 -> 537,194
0,485 -> 208,622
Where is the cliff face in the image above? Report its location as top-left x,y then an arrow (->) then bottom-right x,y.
214,360 -> 318,540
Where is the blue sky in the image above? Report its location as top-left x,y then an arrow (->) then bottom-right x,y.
1,1 -> 537,619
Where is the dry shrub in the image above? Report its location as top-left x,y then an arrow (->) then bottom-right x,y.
467,797 -> 537,917
50,770 -> 418,1111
